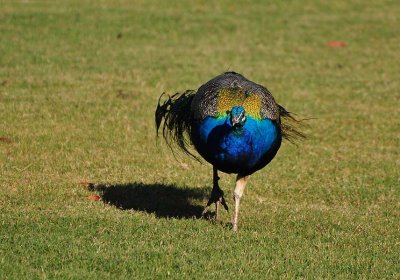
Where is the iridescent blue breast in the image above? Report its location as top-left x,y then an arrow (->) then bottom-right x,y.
191,114 -> 282,175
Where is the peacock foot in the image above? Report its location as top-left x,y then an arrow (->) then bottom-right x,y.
202,186 -> 228,221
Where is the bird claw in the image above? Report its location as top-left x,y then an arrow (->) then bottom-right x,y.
219,196 -> 229,211
202,187 -> 229,220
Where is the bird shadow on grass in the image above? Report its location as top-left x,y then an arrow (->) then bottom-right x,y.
88,182 -> 210,219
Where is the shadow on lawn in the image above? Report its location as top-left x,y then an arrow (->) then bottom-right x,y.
88,182 -> 210,219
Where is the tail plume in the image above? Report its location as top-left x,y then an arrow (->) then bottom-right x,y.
155,90 -> 198,159
278,105 -> 306,143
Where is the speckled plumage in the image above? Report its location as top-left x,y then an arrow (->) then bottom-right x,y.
191,72 -> 280,121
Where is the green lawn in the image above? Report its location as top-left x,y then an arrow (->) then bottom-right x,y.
1,0 -> 399,279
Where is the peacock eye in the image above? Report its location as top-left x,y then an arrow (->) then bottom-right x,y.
226,110 -> 231,115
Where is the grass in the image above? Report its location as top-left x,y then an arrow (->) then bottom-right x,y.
0,0 -> 399,279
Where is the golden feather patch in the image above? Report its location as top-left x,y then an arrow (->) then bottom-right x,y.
217,88 -> 262,119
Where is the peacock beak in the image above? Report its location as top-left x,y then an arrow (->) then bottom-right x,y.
231,116 -> 240,126
230,107 -> 246,128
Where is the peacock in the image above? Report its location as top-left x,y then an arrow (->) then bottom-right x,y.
155,72 -> 303,231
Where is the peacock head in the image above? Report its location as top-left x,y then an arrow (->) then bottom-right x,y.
229,106 -> 246,128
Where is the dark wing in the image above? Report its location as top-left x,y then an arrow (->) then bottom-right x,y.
278,104 -> 306,142
155,90 -> 199,159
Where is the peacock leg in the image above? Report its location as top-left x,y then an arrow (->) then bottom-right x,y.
232,174 -> 249,231
202,167 -> 228,220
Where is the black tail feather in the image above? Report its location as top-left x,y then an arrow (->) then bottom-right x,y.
278,105 -> 307,143
155,90 -> 199,160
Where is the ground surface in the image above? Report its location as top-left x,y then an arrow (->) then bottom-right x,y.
1,0 -> 399,279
